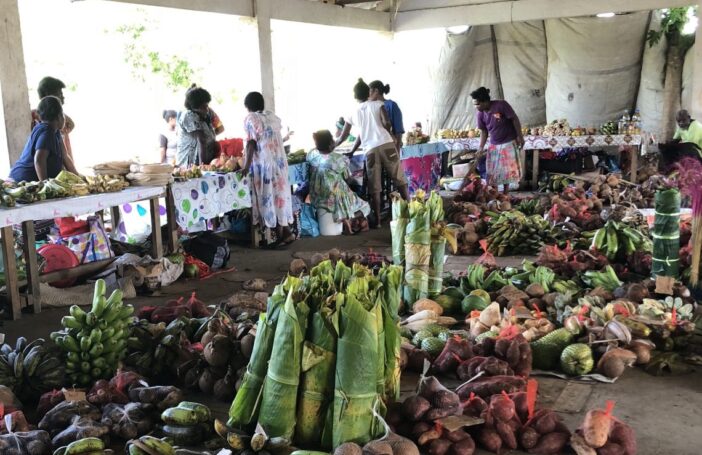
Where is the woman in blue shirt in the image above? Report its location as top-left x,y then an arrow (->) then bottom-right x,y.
10,96 -> 78,182
369,80 -> 405,153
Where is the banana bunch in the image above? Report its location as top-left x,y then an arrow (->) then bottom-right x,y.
4,181 -> 46,204
53,437 -> 106,455
0,337 -> 65,400
582,265 -> 623,292
56,170 -> 90,196
85,174 -> 129,193
159,402 -> 212,446
38,178 -> 74,198
486,210 -> 554,256
589,220 -> 652,260
51,279 -> 134,386
515,198 -> 542,216
126,435 -> 175,455
124,318 -> 188,379
539,174 -> 574,193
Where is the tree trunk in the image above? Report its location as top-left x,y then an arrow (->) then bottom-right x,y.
661,33 -> 686,141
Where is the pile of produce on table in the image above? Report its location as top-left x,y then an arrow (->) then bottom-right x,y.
225,260 -> 404,452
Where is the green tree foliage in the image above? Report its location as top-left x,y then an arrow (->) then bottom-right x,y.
647,7 -> 696,48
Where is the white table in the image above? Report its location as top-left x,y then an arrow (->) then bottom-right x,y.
0,186 -> 165,319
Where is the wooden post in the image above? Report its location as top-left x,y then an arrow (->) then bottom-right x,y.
21,221 -> 40,314
109,206 -> 121,232
149,197 -> 163,259
531,150 -> 540,190
1,226 -> 21,319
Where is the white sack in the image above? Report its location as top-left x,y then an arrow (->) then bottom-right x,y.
494,21 -> 547,128
545,13 -> 650,126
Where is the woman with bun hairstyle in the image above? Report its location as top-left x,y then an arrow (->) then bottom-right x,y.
159,110 -> 178,164
471,86 -> 524,193
369,80 -> 404,153
336,78 -> 409,228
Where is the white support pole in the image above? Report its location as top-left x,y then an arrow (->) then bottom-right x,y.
0,0 -> 31,175
692,0 -> 702,119
256,0 -> 275,112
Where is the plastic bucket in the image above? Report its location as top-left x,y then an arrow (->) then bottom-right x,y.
318,210 -> 342,236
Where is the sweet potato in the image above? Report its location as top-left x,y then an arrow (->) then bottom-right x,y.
412,422 -> 432,438
528,431 -> 570,454
477,428 -> 502,453
461,394 -> 487,418
449,436 -> 475,455
427,438 -> 452,455
496,420 -> 518,449
597,442 -> 625,455
445,429 -> 471,443
425,406 -> 460,420
432,390 -> 460,410
582,409 -> 612,448
489,393 -> 516,422
456,375 -> 526,400
418,429 -> 442,446
402,395 -> 431,421
520,426 -> 540,449
510,392 -> 529,423
533,411 -> 559,435
609,420 -> 636,455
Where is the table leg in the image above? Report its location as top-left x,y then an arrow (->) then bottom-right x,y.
21,221 -> 40,314
1,226 -> 21,320
519,148 -> 526,188
165,186 -> 178,254
531,150 -> 540,190
630,145 -> 640,183
110,206 -> 121,232
149,197 -> 163,259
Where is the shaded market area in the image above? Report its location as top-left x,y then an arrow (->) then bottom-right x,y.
0,1 -> 701,455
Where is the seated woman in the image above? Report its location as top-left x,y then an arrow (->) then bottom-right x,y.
307,130 -> 370,235
10,96 -> 78,182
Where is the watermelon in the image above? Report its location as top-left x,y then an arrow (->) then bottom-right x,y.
462,295 -> 489,314
435,294 -> 461,315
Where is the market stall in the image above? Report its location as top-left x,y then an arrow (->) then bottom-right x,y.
0,186 -> 165,320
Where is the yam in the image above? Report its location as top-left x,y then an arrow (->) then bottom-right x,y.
609,420 -> 636,455
427,438 -> 452,455
402,395 -> 431,421
582,409 -> 612,449
448,436 -> 475,455
528,431 -> 570,454
456,375 -> 526,400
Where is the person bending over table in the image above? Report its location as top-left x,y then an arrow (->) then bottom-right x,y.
240,92 -> 295,248
472,87 -> 524,194
308,130 -> 370,235
335,78 -> 409,228
369,80 -> 405,154
11,96 -> 79,182
176,86 -> 218,166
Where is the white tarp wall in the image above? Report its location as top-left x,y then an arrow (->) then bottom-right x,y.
429,11 -> 694,134
545,13 -> 649,127
682,45 -> 695,112
636,12 -> 666,140
494,21 -> 547,128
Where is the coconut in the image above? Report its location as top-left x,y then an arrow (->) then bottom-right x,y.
198,368 -> 216,394
334,443 -> 363,455
525,283 -> 545,298
204,335 -> 231,367
289,258 -> 307,275
624,283 -> 648,303
327,248 -> 342,264
240,334 -> 255,359
310,252 -> 327,267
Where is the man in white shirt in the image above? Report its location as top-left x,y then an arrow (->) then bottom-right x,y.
335,78 -> 408,228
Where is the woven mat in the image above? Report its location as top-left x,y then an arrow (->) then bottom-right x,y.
40,278 -> 136,308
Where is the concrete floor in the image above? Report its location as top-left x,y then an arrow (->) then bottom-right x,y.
2,227 -> 701,454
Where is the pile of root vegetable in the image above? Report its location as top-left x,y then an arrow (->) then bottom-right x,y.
448,172 -> 682,259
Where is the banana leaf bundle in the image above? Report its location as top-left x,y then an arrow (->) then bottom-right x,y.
403,193 -> 431,303
227,280 -> 287,428
652,189 -> 681,278
379,264 -> 403,401
390,194 -> 409,265
295,302 -> 338,448
332,271 -> 383,447
257,277 -> 310,439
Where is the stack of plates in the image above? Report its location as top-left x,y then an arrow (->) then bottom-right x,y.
126,163 -> 174,187
93,161 -> 134,176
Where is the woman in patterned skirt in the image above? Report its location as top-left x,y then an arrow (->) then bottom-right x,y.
472,87 -> 524,194
240,92 -> 295,247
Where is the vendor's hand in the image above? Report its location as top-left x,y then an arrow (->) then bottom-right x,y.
516,135 -> 525,148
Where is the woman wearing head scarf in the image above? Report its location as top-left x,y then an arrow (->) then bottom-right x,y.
307,130 -> 370,234
471,87 -> 524,193
176,87 -> 218,166
160,110 -> 178,164
369,80 -> 404,153
240,92 -> 295,247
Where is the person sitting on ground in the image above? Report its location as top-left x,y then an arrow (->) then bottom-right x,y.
672,109 -> 702,156
369,80 -> 405,153
307,130 -> 370,235
658,110 -> 702,171
31,76 -> 78,171
335,78 -> 409,228
176,87 -> 218,166
159,110 -> 178,164
11,96 -> 79,182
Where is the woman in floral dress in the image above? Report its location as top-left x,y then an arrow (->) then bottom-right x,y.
241,92 -> 295,247
308,130 -> 370,234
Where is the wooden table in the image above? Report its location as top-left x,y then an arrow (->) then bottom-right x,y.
0,186 -> 165,320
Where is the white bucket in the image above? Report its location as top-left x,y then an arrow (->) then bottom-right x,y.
452,163 -> 471,178
318,209 -> 343,236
